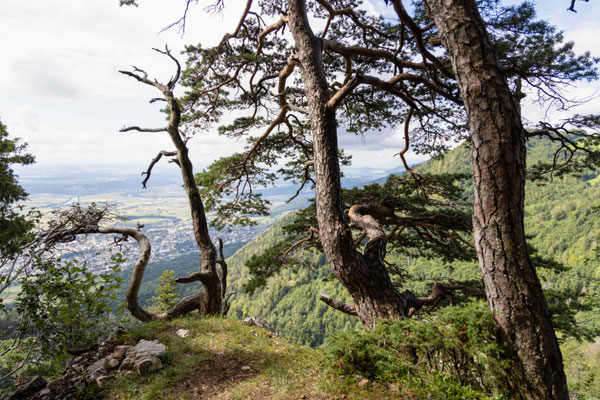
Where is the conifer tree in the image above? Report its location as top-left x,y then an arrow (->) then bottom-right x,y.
0,119 -> 34,258
149,270 -> 180,313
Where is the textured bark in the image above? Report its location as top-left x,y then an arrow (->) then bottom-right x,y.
427,0 -> 568,398
286,0 -> 419,329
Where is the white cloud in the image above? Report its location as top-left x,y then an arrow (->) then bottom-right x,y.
1,0 -> 599,175
9,51 -> 84,99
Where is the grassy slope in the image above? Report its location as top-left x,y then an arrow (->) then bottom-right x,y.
104,316 -> 406,400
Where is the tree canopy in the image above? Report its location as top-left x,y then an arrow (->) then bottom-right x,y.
0,119 -> 34,258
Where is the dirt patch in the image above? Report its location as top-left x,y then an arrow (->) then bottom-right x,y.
168,353 -> 256,399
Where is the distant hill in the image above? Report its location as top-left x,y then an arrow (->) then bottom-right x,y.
131,137 -> 600,347
221,137 -> 600,346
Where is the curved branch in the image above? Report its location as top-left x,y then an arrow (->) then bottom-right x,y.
120,126 -> 167,133
256,15 -> 289,56
142,150 -> 177,189
389,0 -> 454,79
319,291 -> 358,316
408,282 -> 483,316
283,226 -> 319,256
322,39 -> 426,71
87,225 -> 209,321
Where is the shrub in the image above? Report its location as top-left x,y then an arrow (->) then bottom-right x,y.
323,301 -> 513,399
0,252 -> 125,384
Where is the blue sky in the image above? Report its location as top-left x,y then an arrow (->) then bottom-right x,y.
1,0 -> 599,176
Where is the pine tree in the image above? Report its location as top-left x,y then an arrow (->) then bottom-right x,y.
148,270 -> 180,313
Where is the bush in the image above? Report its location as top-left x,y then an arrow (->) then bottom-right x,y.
0,252 -> 125,385
323,301 -> 513,399
15,254 -> 125,354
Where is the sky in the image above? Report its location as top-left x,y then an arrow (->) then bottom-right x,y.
1,0 -> 599,177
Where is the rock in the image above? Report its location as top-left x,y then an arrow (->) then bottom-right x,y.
113,345 -> 130,361
119,346 -> 137,371
134,339 -> 167,358
8,375 -> 47,400
105,358 -> 120,370
96,374 -> 115,388
176,329 -> 190,338
240,366 -> 251,372
119,356 -> 135,371
242,317 -> 280,338
357,378 -> 369,387
118,339 -> 167,374
135,356 -> 163,374
86,358 -> 107,381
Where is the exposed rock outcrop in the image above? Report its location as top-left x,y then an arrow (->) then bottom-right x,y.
21,335 -> 168,400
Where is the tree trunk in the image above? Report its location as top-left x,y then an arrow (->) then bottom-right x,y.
427,0 -> 568,398
118,53 -> 229,319
286,0 -> 419,329
165,93 -> 222,315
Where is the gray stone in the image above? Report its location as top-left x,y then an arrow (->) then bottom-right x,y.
119,347 -> 137,370
8,375 -> 47,400
176,329 -> 190,338
105,358 -> 120,370
119,356 -> 135,371
113,345 -> 130,361
241,366 -> 251,372
135,355 -> 163,374
86,359 -> 107,381
117,340 -> 167,374
134,339 -> 167,358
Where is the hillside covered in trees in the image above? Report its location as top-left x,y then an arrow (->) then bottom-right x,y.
218,137 -> 600,348
124,136 -> 600,349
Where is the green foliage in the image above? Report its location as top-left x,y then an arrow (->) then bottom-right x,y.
224,136 -> 600,348
224,215 -> 362,347
0,118 -> 35,257
195,152 -> 272,229
102,316 -> 404,400
562,339 -> 600,399
148,270 -> 180,313
245,171 -> 475,297
324,302 -> 513,399
243,239 -> 294,295
13,253 -> 125,355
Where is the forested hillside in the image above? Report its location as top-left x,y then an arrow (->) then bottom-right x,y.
99,136 -> 600,346
219,137 -> 600,346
